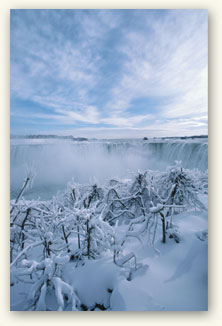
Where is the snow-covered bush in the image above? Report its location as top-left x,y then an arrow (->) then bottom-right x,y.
11,254 -> 80,311
156,161 -> 206,209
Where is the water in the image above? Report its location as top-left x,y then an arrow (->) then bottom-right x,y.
10,138 -> 208,200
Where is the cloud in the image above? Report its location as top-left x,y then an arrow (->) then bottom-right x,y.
106,10 -> 208,118
10,10 -> 208,137
56,106 -> 100,124
101,114 -> 154,127
11,11 -> 101,107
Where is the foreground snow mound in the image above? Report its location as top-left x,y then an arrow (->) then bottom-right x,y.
63,257 -> 120,310
62,256 -> 164,311
110,281 -> 165,311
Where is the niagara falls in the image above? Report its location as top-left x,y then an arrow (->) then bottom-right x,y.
10,137 -> 208,200
10,9 -> 208,313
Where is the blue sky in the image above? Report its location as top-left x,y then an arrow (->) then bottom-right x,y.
10,9 -> 208,138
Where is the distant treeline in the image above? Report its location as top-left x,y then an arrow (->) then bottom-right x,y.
177,135 -> 208,140
143,135 -> 208,140
10,135 -> 88,141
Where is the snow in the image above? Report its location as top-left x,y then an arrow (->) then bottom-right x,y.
63,257 -> 120,309
10,153 -> 208,311
110,282 -> 164,311
150,204 -> 164,213
128,209 -> 208,311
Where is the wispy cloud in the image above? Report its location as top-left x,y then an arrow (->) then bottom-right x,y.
107,10 -> 207,115
10,9 -> 208,137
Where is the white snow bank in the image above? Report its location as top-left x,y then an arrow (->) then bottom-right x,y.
62,256 -> 121,309
123,209 -> 208,311
110,280 -> 165,311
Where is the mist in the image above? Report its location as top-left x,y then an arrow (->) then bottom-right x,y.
10,138 -> 208,199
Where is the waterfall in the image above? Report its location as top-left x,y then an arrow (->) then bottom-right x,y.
143,141 -> 208,171
10,138 -> 208,199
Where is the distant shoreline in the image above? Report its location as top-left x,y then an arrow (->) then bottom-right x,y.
10,135 -> 88,141
10,134 -> 208,141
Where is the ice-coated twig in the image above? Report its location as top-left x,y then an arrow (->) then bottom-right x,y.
10,241 -> 44,268
51,277 -> 80,311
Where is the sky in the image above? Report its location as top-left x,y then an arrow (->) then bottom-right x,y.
10,9 -> 208,138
